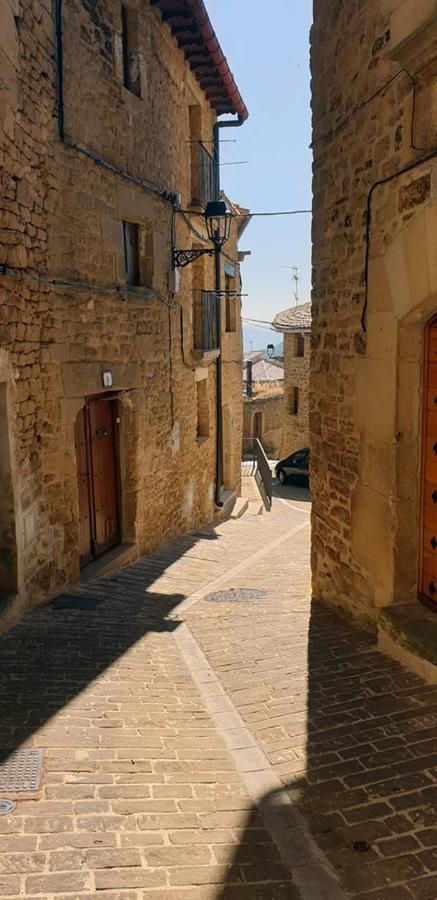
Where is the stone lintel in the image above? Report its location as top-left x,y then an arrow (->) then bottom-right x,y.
391,8 -> 437,83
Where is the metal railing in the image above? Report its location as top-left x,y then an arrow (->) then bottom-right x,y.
241,438 -> 272,511
198,142 -> 218,207
200,291 -> 219,351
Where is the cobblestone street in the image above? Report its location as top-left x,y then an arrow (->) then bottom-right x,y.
1,487 -> 437,899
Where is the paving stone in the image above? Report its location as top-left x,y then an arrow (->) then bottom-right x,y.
1,496 -> 436,898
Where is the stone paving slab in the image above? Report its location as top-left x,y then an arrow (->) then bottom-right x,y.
0,504 -> 306,899
3,487 -> 437,898
185,504 -> 437,899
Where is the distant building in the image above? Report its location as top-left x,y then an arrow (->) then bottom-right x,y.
243,357 -> 284,458
272,302 -> 311,457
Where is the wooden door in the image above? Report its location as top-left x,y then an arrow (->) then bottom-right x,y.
74,398 -> 120,568
88,398 -> 120,557
253,412 -> 262,442
421,323 -> 437,610
74,407 -> 93,567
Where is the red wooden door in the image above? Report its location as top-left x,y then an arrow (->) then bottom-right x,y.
74,398 -> 120,568
74,407 -> 93,567
421,324 -> 437,610
88,398 -> 120,557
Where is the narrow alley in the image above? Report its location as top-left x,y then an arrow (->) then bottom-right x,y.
1,487 -> 437,900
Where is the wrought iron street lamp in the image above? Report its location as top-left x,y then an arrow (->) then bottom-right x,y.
173,201 -> 232,268
266,344 -> 275,359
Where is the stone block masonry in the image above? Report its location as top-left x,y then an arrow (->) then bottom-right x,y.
0,0 -> 246,626
311,0 -> 437,631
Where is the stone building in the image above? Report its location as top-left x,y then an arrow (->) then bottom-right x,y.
0,0 -> 249,628
273,302 -> 311,458
312,0 -> 437,678
243,358 -> 284,458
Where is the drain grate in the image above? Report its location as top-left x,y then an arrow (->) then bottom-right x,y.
0,749 -> 43,793
0,799 -> 16,814
205,588 -> 267,603
51,594 -> 104,611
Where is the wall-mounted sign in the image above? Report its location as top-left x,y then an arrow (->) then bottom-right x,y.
102,370 -> 113,388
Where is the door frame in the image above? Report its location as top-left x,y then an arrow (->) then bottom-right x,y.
419,316 -> 437,614
76,392 -> 122,568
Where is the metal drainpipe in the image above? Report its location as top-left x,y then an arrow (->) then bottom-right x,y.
213,115 -> 245,508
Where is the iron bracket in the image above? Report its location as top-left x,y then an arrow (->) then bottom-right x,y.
173,248 -> 215,268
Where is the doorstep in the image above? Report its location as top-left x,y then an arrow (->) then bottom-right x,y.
80,542 -> 139,583
378,602 -> 437,684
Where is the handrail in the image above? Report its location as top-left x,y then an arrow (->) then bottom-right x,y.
241,438 -> 272,511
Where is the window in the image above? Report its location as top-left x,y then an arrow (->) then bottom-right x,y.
123,221 -> 140,285
225,267 -> 237,333
196,376 -> 210,439
121,5 -> 141,97
189,106 -> 217,208
290,386 -> 299,415
295,334 -> 305,357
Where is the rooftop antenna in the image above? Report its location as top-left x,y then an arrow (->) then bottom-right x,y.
280,266 -> 299,306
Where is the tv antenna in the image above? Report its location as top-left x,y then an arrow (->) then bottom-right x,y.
280,266 -> 299,306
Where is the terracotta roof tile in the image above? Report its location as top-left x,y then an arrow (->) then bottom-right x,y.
272,301 -> 312,333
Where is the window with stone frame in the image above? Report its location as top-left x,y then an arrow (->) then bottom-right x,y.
123,220 -> 154,288
295,333 -> 305,357
290,386 -> 299,416
196,375 -> 210,440
121,4 -> 141,97
225,266 -> 237,333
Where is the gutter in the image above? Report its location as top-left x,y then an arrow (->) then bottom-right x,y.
185,0 -> 249,122
213,114 -> 246,508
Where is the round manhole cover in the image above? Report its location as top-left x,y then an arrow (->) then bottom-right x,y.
0,799 -> 16,815
205,588 -> 267,603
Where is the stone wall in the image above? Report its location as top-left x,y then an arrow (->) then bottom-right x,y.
243,390 -> 283,459
280,333 -> 310,458
0,0 -> 244,627
311,0 -> 437,625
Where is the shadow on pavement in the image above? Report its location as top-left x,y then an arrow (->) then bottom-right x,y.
0,528 -> 219,758
214,598 -> 437,898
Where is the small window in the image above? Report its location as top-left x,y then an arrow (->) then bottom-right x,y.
121,5 -> 141,97
123,221 -> 140,285
196,376 -> 210,440
290,386 -> 299,415
225,271 -> 237,333
295,334 -> 305,357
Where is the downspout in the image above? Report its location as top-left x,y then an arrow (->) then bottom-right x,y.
213,115 -> 245,508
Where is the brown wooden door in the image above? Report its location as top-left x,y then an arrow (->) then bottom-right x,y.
253,412 -> 262,442
74,407 -> 94,567
75,398 -> 120,568
421,324 -> 437,610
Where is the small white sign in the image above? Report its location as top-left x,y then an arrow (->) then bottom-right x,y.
102,370 -> 113,388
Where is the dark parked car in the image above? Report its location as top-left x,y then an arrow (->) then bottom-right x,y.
275,448 -> 310,485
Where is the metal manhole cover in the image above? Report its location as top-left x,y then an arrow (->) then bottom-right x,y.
205,588 -> 267,603
0,749 -> 43,793
0,799 -> 16,814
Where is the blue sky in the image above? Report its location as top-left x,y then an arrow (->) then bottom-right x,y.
206,0 -> 313,351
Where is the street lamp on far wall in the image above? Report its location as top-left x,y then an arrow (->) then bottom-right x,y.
266,344 -> 275,360
173,201 -> 232,268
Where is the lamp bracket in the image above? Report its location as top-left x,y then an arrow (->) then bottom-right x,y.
173,248 -> 215,269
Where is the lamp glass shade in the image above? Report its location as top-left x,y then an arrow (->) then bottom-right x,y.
205,201 -> 232,245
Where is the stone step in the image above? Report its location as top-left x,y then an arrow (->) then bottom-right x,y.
229,497 -> 249,519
